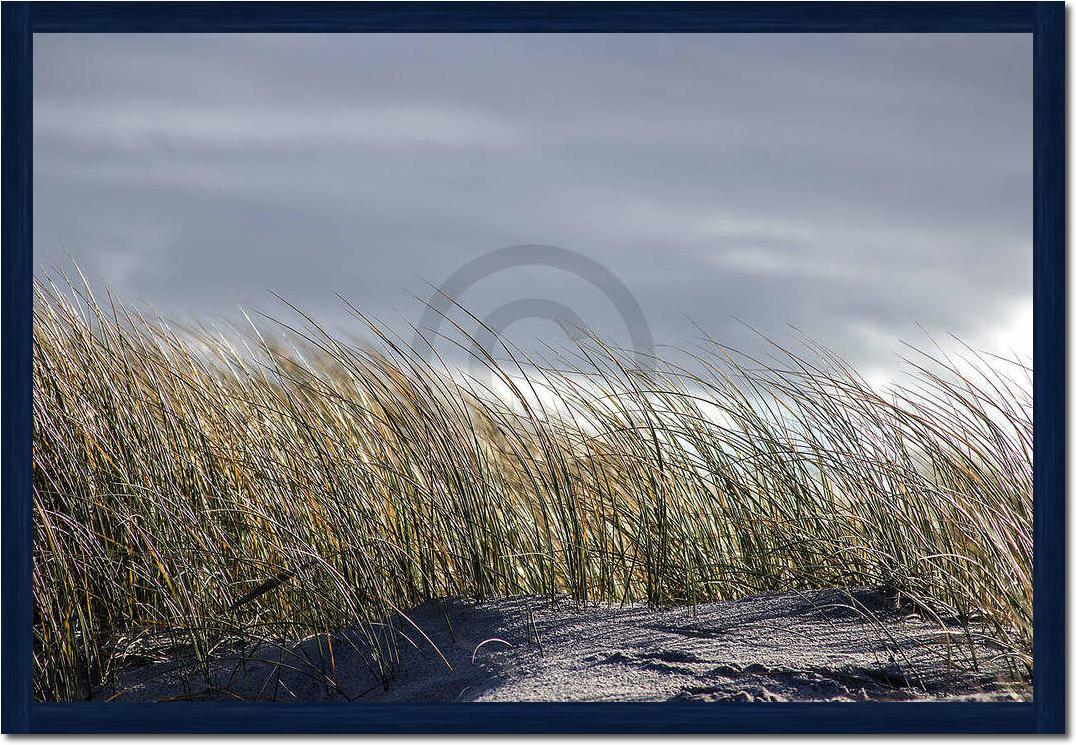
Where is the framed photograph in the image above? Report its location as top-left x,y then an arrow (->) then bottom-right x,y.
2,0 -> 1064,734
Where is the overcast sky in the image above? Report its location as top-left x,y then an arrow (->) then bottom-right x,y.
34,33 -> 1032,378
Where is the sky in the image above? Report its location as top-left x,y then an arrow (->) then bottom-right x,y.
33,33 -> 1032,379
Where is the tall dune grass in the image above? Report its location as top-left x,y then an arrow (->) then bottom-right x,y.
33,275 -> 1032,701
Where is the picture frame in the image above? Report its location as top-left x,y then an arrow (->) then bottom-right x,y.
1,1 -> 1064,734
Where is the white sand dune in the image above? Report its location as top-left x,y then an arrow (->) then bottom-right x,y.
103,589 -> 1025,703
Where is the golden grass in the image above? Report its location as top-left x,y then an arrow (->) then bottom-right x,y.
33,274 -> 1031,700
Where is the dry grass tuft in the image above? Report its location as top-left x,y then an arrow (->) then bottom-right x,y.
33,273 -> 1031,701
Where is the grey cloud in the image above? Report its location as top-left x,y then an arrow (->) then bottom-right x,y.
35,102 -> 525,149
33,33 -> 1031,373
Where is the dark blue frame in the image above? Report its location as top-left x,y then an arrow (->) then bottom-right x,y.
2,1 -> 1064,733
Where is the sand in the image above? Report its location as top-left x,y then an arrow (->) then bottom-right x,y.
101,589 -> 1026,703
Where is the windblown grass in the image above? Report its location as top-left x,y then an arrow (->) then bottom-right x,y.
33,274 -> 1032,701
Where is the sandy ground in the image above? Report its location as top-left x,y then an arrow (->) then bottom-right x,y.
102,589 -> 1026,702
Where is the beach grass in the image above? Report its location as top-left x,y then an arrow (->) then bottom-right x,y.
32,273 -> 1032,701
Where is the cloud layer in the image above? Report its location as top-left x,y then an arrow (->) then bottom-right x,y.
34,33 -> 1032,372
